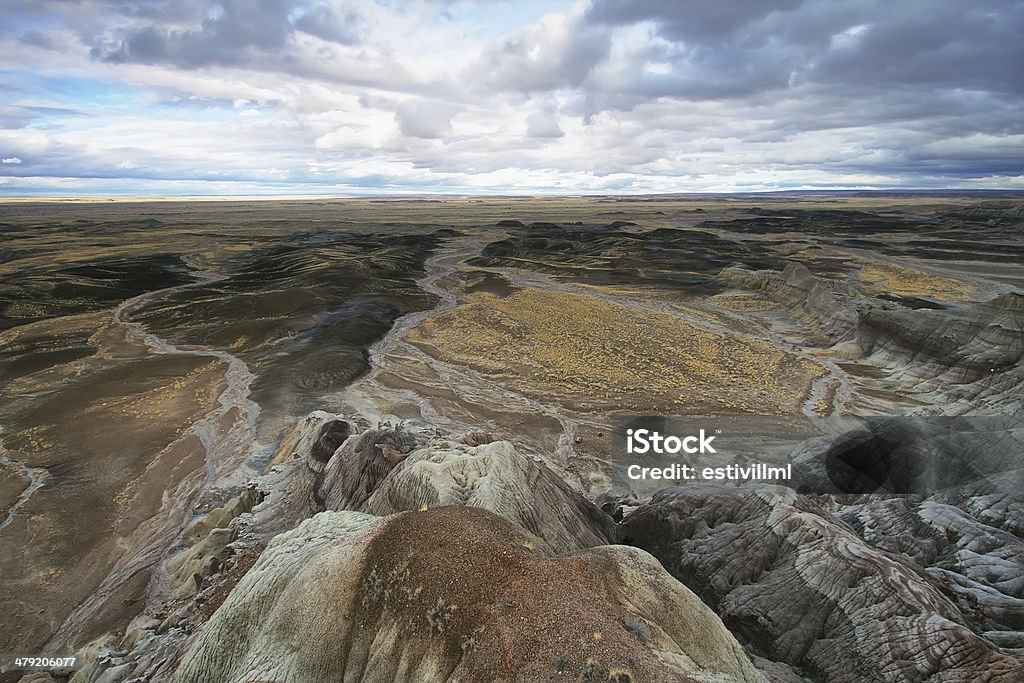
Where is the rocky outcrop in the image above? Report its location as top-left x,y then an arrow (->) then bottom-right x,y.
839,497 -> 1024,634
259,418 -> 420,530
56,407 -> 1024,683
281,418 -> 618,553
857,292 -> 1024,371
851,292 -> 1024,410
173,506 -> 766,683
314,426 -> 419,511
948,202 -> 1024,226
364,439 -> 617,553
251,411 -> 356,538
267,411 -> 345,468
720,263 -> 858,339
310,418 -> 352,464
621,484 -> 1024,682
722,259 -> 1023,411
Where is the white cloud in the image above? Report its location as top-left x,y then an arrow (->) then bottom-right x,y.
525,107 -> 565,138
0,0 -> 1021,194
2,157 -> 22,164
394,100 -> 459,139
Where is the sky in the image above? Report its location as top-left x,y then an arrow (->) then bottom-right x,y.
1,0 -> 1022,196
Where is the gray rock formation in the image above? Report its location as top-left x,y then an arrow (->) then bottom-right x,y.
949,202 -> 1024,227
720,263 -> 858,339
57,410 -> 1024,683
281,417 -> 618,552
314,426 -> 419,511
721,261 -> 1023,412
172,506 -> 766,683
621,484 -> 1024,682
839,496 -> 1024,634
851,292 -> 1024,411
310,418 -> 352,465
364,439 -> 617,553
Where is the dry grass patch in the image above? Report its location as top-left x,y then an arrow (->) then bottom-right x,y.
409,288 -> 824,414
856,261 -> 973,301
710,292 -> 779,312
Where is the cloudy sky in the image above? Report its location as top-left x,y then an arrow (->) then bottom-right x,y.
1,0 -> 1022,195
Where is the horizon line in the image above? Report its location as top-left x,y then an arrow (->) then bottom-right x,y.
3,188 -> 1024,204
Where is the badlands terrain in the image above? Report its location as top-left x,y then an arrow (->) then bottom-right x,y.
0,193 -> 1022,682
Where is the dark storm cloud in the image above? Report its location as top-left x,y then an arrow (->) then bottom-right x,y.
580,0 -> 1024,100
810,4 -> 1024,96
0,0 -> 207,27
0,106 -> 37,130
586,0 -> 808,42
81,0 -> 363,68
85,0 -> 207,22
93,0 -> 297,67
29,0 -> 1024,108
394,100 -> 458,139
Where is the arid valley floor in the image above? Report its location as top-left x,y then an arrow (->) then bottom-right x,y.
1,193 -> 1022,682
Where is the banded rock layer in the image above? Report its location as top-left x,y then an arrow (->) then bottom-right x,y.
721,263 -> 1024,411
172,507 -> 766,683
851,292 -> 1024,411
720,263 -> 858,340
276,417 -> 618,553
622,484 -> 1024,682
